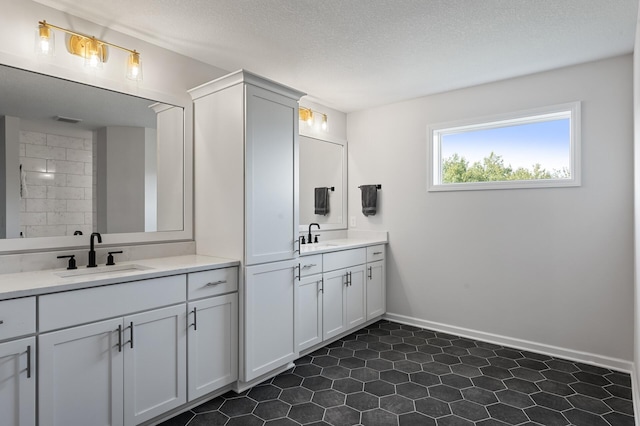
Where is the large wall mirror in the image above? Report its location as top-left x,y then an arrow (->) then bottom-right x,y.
299,135 -> 347,231
0,63 -> 190,252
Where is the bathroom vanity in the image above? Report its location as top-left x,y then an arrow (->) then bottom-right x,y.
0,238 -> 386,426
297,240 -> 387,353
0,255 -> 239,426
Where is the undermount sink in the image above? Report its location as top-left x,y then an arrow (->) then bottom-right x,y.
56,264 -> 153,278
301,242 -> 340,251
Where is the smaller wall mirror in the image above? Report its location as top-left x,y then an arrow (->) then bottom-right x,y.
299,135 -> 347,231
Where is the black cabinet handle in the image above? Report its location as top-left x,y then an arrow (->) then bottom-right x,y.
26,345 -> 32,378
192,307 -> 198,331
117,325 -> 122,352
124,322 -> 134,349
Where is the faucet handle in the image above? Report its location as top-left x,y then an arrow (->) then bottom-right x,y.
106,251 -> 123,266
300,236 -> 306,245
57,255 -> 77,270
314,235 -> 320,243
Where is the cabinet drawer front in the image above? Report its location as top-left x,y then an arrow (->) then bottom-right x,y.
40,275 -> 186,332
0,297 -> 36,340
323,248 -> 366,272
188,267 -> 238,299
299,255 -> 322,277
367,245 -> 385,262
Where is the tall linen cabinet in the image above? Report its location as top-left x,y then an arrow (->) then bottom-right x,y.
190,70 -> 304,384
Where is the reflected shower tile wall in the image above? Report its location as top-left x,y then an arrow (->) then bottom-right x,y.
19,130 -> 95,238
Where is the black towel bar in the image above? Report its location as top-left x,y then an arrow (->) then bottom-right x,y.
358,185 -> 381,189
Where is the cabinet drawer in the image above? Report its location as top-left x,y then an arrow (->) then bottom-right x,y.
367,245 -> 385,262
39,275 -> 186,332
188,267 -> 238,299
0,297 -> 36,340
299,255 -> 322,277
323,248 -> 366,272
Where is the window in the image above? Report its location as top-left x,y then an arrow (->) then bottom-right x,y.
428,102 -> 581,191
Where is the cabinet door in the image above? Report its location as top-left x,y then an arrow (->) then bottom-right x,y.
39,319 -> 124,426
322,269 -> 347,340
123,305 -> 187,426
367,261 -> 386,320
188,293 -> 238,401
0,337 -> 35,426
244,259 -> 298,381
245,84 -> 299,265
296,274 -> 323,352
346,265 -> 367,329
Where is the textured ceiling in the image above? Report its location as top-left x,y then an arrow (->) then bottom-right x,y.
34,0 -> 639,112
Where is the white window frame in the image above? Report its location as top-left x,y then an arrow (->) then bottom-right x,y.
427,102 -> 581,192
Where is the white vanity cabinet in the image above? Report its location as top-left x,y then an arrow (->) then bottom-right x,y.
187,268 -> 239,400
296,246 -> 385,351
296,255 -> 323,352
190,71 -> 305,383
297,245 -> 384,351
38,318 -> 124,426
0,297 -> 36,426
366,245 -> 386,320
38,275 -> 187,426
323,264 -> 367,340
244,259 -> 298,381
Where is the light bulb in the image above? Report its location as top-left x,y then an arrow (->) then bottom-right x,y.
306,110 -> 314,127
84,38 -> 103,69
321,114 -> 328,131
35,23 -> 54,57
126,51 -> 143,81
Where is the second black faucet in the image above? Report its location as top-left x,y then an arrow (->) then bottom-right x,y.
87,232 -> 102,268
307,223 -> 320,244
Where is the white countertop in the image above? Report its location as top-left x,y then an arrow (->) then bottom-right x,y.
0,233 -> 387,300
0,254 -> 239,300
300,237 -> 387,255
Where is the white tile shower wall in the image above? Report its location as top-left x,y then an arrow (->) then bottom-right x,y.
19,131 -> 95,237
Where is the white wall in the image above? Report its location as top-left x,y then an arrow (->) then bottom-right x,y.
348,55 -> 634,365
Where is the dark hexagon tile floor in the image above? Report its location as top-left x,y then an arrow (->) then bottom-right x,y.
159,320 -> 634,426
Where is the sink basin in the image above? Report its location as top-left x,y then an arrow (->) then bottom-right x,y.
301,243 -> 340,252
56,264 -> 152,278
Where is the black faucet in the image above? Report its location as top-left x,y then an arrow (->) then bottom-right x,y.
87,232 -> 102,268
308,223 -> 320,244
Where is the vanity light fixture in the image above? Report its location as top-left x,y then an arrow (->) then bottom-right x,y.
35,20 -> 143,81
299,107 -> 328,131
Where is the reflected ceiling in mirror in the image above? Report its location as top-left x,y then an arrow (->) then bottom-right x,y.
0,64 -> 184,239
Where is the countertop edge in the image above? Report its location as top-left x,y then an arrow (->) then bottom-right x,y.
299,238 -> 388,256
0,255 -> 240,301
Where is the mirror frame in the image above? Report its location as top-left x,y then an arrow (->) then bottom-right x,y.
298,134 -> 348,232
0,61 -> 193,254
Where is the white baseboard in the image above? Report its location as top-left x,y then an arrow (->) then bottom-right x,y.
383,312 -> 634,374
